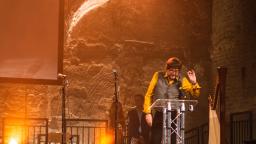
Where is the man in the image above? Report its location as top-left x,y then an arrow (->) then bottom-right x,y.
127,94 -> 150,144
143,57 -> 201,144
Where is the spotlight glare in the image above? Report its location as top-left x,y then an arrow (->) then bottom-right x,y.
9,137 -> 18,144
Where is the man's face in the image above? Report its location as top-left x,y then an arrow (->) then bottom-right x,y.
166,68 -> 180,80
134,96 -> 144,109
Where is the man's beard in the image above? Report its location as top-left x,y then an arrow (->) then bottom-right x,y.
169,75 -> 179,80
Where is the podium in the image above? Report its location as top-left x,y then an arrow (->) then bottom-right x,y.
150,99 -> 198,144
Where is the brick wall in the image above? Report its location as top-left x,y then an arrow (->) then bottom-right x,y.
212,0 -> 256,141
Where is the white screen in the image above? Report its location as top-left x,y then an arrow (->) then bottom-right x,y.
0,0 -> 61,81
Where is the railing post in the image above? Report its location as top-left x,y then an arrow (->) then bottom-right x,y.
197,127 -> 200,144
2,118 -> 5,144
217,67 -> 227,144
46,118 -> 48,144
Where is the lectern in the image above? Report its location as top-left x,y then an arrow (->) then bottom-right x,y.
150,99 -> 198,144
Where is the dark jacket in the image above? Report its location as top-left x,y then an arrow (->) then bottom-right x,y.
127,108 -> 150,144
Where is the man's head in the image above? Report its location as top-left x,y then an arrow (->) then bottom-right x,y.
133,94 -> 144,110
165,57 -> 182,80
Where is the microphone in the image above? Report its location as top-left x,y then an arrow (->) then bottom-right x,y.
113,69 -> 119,92
58,73 -> 67,78
113,69 -> 118,76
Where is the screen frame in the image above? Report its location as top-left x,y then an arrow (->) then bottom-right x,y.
0,0 -> 64,85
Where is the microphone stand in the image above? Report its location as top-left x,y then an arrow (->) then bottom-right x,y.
59,74 -> 68,144
113,70 -> 119,144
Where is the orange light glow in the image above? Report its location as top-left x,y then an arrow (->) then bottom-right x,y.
8,137 -> 19,144
100,133 -> 114,144
3,118 -> 32,144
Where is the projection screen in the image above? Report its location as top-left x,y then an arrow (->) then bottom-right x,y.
0,0 -> 63,84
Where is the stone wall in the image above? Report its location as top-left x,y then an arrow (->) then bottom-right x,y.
0,0 -> 212,132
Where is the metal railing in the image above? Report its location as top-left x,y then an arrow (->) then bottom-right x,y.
0,118 -> 109,144
1,117 -> 48,144
66,118 -> 108,144
230,111 -> 253,144
185,123 -> 209,144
